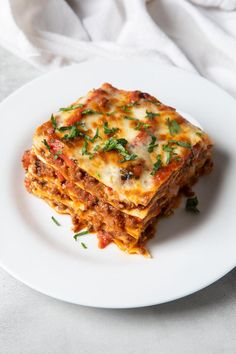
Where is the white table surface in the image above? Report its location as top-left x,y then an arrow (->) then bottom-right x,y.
0,46 -> 235,354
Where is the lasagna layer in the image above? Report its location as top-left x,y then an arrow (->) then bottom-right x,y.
22,83 -> 213,255
23,145 -> 212,255
33,83 -> 213,211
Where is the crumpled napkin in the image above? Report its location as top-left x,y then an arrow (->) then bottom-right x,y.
0,0 -> 236,97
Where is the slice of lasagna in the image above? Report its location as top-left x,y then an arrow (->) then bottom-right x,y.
22,83 -> 213,256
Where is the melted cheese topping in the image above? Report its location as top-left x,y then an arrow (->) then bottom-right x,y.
33,83 -> 212,207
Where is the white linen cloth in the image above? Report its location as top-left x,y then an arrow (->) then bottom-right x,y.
1,3 -> 236,353
0,0 -> 236,97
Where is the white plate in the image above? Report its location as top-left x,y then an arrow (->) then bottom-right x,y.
0,59 -> 235,308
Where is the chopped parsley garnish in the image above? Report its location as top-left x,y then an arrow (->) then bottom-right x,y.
82,140 -> 95,159
51,216 -> 61,226
103,122 -> 119,135
82,140 -> 89,156
93,128 -> 100,141
58,121 -> 86,132
73,230 -> 89,240
162,144 -> 176,165
146,111 -> 160,119
54,150 -> 62,160
42,139 -> 51,151
103,137 -> 137,163
106,111 -> 116,116
186,196 -> 200,213
169,140 -> 192,149
166,153 -> 171,165
51,114 -> 57,130
81,109 -> 99,115
135,121 -> 150,131
62,125 -> 84,140
59,103 -> 84,112
196,131 -> 203,137
120,102 -> 139,112
120,154 -> 138,163
151,154 -> 162,175
103,137 -> 127,150
148,136 -> 158,153
124,116 -> 138,121
166,118 -> 181,136
57,126 -> 71,132
95,172 -> 101,178
81,242 -> 87,249
120,105 -> 131,113
86,128 -> 101,143
61,123 -> 100,143
93,144 -> 101,152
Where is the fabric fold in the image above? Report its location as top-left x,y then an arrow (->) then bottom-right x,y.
0,0 -> 236,97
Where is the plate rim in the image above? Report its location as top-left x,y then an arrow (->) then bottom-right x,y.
0,254 -> 235,309
0,58 -> 236,308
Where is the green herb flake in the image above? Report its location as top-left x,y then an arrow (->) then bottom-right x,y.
163,148 -> 171,164
81,140 -> 94,159
162,144 -> 176,165
58,121 -> 86,132
51,216 -> 61,226
54,150 -> 62,160
59,103 -> 84,112
86,128 -> 101,143
120,105 -> 131,113
166,152 -> 171,165
82,140 -> 89,156
73,230 -> 89,240
103,122 -> 119,135
120,102 -> 138,112
93,144 -> 101,152
103,137 -> 127,150
124,116 -> 138,121
81,109 -> 99,115
42,139 -> 51,151
93,128 -> 100,142
145,111 -> 160,119
166,118 -> 181,136
135,121 -> 150,131
151,154 -> 162,176
51,114 -> 57,130
162,145 -> 174,153
169,140 -> 192,149
81,242 -> 87,249
58,126 -> 72,132
62,125 -> 85,140
103,137 -> 137,163
148,136 -> 158,153
95,172 -> 101,178
120,153 -> 138,163
196,131 -> 203,137
185,196 -> 200,214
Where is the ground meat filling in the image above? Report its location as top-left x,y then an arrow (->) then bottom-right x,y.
23,149 -> 213,237
23,147 -> 213,253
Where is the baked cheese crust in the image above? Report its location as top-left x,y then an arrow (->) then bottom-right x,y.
33,83 -> 212,211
